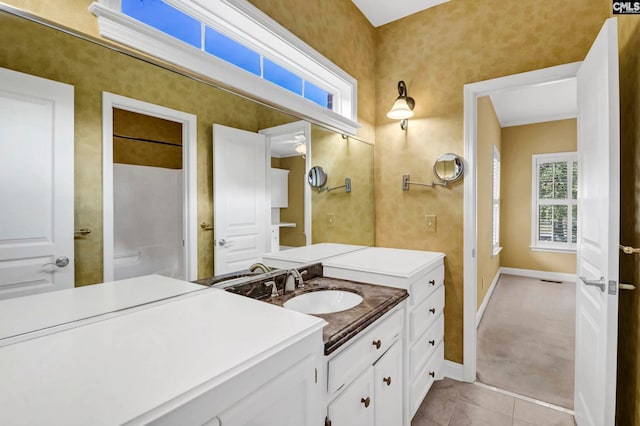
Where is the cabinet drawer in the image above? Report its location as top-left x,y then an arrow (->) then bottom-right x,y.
410,313 -> 444,377
410,341 -> 444,418
328,308 -> 402,395
410,285 -> 445,341
410,264 -> 444,306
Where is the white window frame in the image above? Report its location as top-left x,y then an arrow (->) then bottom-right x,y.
89,0 -> 360,134
491,145 -> 502,256
530,152 -> 578,253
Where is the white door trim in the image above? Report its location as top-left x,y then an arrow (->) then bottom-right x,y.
102,92 -> 197,282
259,120 -> 312,246
462,62 -> 581,382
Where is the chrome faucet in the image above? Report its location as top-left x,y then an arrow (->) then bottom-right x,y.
264,281 -> 279,298
284,269 -> 308,293
249,263 -> 271,274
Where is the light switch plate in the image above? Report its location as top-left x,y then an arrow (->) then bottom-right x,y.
425,215 -> 436,232
328,213 -> 335,227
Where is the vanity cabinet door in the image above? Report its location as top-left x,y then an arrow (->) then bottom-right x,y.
327,366 -> 374,426
217,355 -> 317,426
374,342 -> 403,426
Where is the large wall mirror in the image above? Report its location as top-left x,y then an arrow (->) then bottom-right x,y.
0,8 -> 374,322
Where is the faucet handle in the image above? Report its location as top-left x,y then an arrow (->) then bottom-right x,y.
298,270 -> 307,288
264,281 -> 279,298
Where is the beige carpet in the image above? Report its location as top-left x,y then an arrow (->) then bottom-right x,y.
477,274 -> 575,409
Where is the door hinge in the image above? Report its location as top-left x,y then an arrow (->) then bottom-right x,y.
315,368 -> 318,384
325,417 -> 332,426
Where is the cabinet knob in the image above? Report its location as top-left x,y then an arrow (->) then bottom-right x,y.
429,371 -> 435,378
361,397 -> 371,408
429,279 -> 436,286
429,308 -> 436,314
372,339 -> 381,349
383,376 -> 392,386
429,339 -> 435,346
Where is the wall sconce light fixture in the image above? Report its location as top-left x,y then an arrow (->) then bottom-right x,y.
386,80 -> 415,130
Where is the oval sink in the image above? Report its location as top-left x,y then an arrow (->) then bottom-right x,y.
284,290 -> 363,314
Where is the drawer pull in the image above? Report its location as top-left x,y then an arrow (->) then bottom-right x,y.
372,339 -> 382,349
429,371 -> 435,378
361,397 -> 371,408
429,339 -> 435,346
429,279 -> 436,286
383,376 -> 392,386
429,308 -> 436,314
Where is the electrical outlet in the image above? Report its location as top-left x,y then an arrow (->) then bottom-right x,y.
327,213 -> 335,227
425,215 -> 437,232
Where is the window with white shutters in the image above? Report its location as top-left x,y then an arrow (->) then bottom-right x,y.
531,152 -> 578,252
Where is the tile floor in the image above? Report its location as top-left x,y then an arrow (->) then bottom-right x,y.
411,378 -> 575,426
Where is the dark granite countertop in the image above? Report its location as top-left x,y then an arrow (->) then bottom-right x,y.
194,263 -> 408,355
265,276 -> 408,355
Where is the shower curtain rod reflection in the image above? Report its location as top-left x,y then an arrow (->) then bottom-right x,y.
114,133 -> 182,148
341,133 -> 374,146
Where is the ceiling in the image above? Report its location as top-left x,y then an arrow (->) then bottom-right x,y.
489,79 -> 577,128
270,132 -> 307,158
351,0 -> 450,27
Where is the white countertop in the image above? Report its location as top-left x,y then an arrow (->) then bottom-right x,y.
262,243 -> 367,263
323,247 -> 445,278
0,287 -> 325,425
0,274 -> 204,341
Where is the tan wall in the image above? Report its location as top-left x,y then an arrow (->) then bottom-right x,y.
278,156 -> 307,247
476,97 -> 501,309
113,108 -> 183,169
374,0 -> 609,363
616,14 -> 640,426
500,120 -> 577,275
0,12 -> 274,284
311,127 -> 375,246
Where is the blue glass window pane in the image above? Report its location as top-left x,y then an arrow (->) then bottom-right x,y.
204,27 -> 261,76
263,58 -> 302,95
122,0 -> 201,48
304,81 -> 331,109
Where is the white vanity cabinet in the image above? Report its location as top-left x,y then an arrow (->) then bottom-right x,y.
262,242 -> 367,269
0,287 -> 326,426
325,307 -> 404,426
323,247 -> 446,422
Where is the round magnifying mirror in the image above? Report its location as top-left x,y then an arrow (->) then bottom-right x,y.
308,166 -> 328,188
433,153 -> 464,183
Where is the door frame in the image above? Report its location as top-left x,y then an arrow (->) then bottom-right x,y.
102,92 -> 198,282
462,62 -> 581,382
259,120 -> 312,246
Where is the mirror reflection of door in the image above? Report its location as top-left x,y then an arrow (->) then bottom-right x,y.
112,109 -> 184,280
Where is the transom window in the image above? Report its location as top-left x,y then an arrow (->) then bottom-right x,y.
531,152 -> 578,252
90,0 -> 358,133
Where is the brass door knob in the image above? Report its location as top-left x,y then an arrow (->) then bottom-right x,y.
372,339 -> 381,349
383,376 -> 392,386
429,279 -> 436,286
429,308 -> 436,314
429,339 -> 435,346
361,397 -> 371,408
429,371 -> 435,378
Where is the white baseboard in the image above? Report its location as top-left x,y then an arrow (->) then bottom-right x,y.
476,269 -> 500,327
440,360 -> 465,382
500,267 -> 576,283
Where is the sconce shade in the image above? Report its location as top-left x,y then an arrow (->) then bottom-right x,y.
386,97 -> 415,119
295,144 -> 306,155
386,80 -> 415,123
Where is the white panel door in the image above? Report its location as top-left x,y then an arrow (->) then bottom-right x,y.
574,18 -> 619,426
0,67 -> 74,299
213,124 -> 268,275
